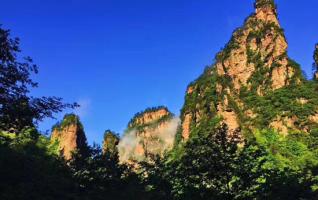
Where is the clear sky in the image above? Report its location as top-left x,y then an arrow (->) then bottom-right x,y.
1,0 -> 317,144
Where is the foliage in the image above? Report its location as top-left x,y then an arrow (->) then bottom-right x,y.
0,26 -> 78,131
240,81 -> 318,129
175,66 -> 219,144
251,129 -> 318,199
0,129 -> 77,200
128,106 -> 170,126
132,155 -> 174,200
166,125 -> 267,200
52,113 -> 83,131
68,144 -> 154,200
151,126 -> 318,200
254,129 -> 318,170
0,129 -> 148,200
254,0 -> 276,9
2,1 -> 318,199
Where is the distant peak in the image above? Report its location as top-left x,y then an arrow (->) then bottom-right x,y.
128,106 -> 172,128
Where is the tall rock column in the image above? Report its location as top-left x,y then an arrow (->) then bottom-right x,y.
103,130 -> 119,156
51,114 -> 88,160
118,106 -> 179,163
178,0 -> 306,143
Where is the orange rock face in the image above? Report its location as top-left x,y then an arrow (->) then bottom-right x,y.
215,4 -> 295,92
182,114 -> 192,141
131,108 -> 170,127
179,0 -> 303,142
51,115 -> 88,160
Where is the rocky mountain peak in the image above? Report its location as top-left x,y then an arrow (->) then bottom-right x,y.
255,0 -> 275,10
214,0 -> 298,95
51,114 -> 88,160
128,106 -> 170,128
118,106 -> 179,163
255,0 -> 277,24
177,0 -> 315,143
103,130 -> 119,155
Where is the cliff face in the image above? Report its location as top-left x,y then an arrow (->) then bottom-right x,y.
118,107 -> 179,163
103,130 -> 119,155
51,114 -> 88,160
178,0 -> 318,143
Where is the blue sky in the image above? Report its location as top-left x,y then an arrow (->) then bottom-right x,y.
1,0 -> 317,144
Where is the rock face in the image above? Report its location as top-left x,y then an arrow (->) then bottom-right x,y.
51,114 -> 88,160
103,130 -> 119,155
177,0 -> 318,143
118,107 -> 179,163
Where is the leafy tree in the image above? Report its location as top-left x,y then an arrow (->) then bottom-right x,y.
138,154 -> 174,200
68,144 -> 149,200
67,145 -> 123,199
0,129 -> 77,200
0,26 -> 77,131
166,124 -> 266,200
252,129 -> 318,199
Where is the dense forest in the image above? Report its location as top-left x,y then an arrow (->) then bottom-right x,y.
1,0 -> 318,199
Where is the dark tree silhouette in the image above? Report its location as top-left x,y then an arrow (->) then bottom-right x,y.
314,43 -> 318,80
0,26 -> 78,131
166,124 -> 266,200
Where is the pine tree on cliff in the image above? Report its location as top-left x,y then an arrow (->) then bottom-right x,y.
314,43 -> 318,80
255,0 -> 275,9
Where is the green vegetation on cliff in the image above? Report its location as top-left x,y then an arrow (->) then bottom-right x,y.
127,106 -> 174,132
314,43 -> 318,79
240,82 -> 318,130
144,125 -> 318,199
177,0 -> 318,144
52,114 -> 84,131
255,0 -> 276,9
103,130 -> 119,155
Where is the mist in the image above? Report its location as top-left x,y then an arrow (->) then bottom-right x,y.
118,117 -> 180,163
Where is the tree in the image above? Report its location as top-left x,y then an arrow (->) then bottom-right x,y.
68,144 -> 148,200
167,124 -> 266,200
314,43 -> 318,80
0,26 -> 77,131
0,129 -> 77,200
252,129 -> 318,199
138,154 -> 174,200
